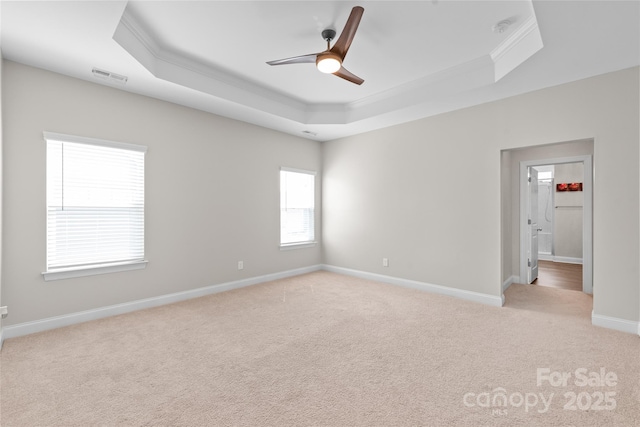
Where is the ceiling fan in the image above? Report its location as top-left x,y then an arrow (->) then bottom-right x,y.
266,6 -> 365,85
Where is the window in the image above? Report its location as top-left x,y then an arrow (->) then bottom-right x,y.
538,171 -> 554,181
280,168 -> 315,247
43,132 -> 147,281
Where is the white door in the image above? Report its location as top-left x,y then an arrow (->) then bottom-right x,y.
528,167 -> 539,283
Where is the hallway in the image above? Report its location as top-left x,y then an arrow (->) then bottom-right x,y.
534,260 -> 583,291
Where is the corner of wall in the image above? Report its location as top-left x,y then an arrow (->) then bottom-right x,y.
0,54 -> 5,349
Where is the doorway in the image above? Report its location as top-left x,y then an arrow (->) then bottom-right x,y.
536,260 -> 583,291
519,155 -> 593,294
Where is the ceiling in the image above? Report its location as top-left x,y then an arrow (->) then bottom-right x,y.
1,1 -> 639,141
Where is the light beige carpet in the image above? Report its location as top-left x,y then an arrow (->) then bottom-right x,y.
1,271 -> 639,426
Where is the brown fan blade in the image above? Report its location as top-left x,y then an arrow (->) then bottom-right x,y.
330,6 -> 364,60
333,66 -> 364,85
266,53 -> 319,66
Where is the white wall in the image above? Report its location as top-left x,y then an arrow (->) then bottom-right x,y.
0,47 -> 4,338
2,61 -> 322,326
2,61 -> 639,331
554,163 -> 584,259
324,67 -> 639,324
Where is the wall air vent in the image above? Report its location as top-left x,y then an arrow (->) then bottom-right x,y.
302,130 -> 317,137
92,68 -> 128,85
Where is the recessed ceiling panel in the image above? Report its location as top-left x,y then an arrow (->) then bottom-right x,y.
122,1 -> 537,104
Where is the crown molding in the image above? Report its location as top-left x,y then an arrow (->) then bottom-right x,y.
113,7 -> 307,123
491,15 -> 544,81
346,55 -> 497,123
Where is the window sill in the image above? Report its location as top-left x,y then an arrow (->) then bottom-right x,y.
42,260 -> 148,282
280,242 -> 317,251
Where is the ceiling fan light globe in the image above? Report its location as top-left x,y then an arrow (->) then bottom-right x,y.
316,55 -> 341,74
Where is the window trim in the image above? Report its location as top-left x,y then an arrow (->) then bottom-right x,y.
42,260 -> 148,282
279,242 -> 317,250
43,132 -> 147,153
279,167 -> 317,249
42,131 -> 148,281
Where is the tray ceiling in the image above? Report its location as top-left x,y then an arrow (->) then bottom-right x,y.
2,1 -> 639,141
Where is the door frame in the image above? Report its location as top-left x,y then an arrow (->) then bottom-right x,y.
519,155 -> 593,294
526,166 -> 539,284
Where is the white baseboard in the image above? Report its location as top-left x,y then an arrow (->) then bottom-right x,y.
5,265 -> 635,343
592,312 -> 640,335
1,265 -> 323,343
538,255 -> 583,264
322,265 -> 503,307
502,275 -> 520,292
551,256 -> 583,265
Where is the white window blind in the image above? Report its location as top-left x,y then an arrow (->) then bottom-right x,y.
45,132 -> 146,274
280,168 -> 315,246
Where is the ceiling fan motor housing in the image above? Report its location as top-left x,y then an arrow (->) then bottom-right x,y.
321,28 -> 336,42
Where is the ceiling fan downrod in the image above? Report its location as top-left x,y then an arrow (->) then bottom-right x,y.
321,29 -> 336,49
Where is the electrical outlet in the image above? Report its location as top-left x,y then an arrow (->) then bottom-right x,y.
237,261 -> 244,270
382,258 -> 389,267
1,306 -> 7,319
